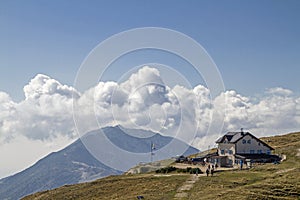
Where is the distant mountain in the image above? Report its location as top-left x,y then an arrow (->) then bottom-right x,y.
81,126 -> 199,171
23,132 -> 300,200
0,126 -> 198,200
0,138 -> 121,200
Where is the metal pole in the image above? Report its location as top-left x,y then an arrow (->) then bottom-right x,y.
150,141 -> 153,162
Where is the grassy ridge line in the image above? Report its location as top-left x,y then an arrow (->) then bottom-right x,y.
23,132 -> 300,200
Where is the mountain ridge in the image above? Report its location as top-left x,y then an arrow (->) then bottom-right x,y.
0,126 -> 198,200
23,131 -> 300,200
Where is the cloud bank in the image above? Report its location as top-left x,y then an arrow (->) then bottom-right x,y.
0,66 -> 299,177
1,66 -> 300,145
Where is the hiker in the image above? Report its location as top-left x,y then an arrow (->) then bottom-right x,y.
196,168 -> 198,176
215,163 -> 218,170
240,160 -> 243,170
208,164 -> 211,170
212,164 -> 215,170
206,168 -> 209,176
211,168 -> 214,176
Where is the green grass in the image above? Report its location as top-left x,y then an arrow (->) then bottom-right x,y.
23,174 -> 189,200
23,132 -> 300,200
189,167 -> 299,200
188,132 -> 300,200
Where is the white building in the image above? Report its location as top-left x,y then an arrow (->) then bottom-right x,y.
215,130 -> 275,167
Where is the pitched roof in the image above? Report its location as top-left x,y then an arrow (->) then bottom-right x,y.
215,131 -> 247,143
215,131 -> 274,150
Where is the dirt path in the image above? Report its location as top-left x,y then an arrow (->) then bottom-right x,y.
171,162 -> 236,173
275,168 -> 296,174
174,174 -> 201,199
171,163 -> 238,199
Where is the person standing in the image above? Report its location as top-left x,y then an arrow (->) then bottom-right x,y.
240,160 -> 243,170
206,168 -> 209,177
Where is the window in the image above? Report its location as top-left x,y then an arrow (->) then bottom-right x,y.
258,142 -> 261,146
228,150 -> 233,155
257,150 -> 262,154
247,139 -> 251,144
266,150 -> 271,155
242,139 -> 246,144
250,150 -> 255,154
221,150 -> 225,155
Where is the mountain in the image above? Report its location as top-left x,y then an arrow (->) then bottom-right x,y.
80,126 -> 199,171
0,126 -> 198,200
0,137 -> 121,200
23,132 -> 300,200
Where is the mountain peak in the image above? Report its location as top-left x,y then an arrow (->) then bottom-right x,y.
0,126 -> 198,200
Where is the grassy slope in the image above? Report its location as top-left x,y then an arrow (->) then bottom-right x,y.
23,174 -> 188,200
190,132 -> 300,200
23,132 -> 300,200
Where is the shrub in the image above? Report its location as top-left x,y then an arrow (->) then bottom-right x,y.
156,166 -> 202,174
155,166 -> 177,173
190,168 -> 202,174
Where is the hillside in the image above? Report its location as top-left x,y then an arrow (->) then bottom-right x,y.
0,138 -> 121,200
0,126 -> 198,200
23,131 -> 300,200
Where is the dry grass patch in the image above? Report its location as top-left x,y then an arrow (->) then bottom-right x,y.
23,174 -> 189,200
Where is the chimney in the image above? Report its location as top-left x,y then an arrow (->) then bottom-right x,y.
241,128 -> 244,136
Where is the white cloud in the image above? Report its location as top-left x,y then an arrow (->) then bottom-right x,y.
0,66 -> 299,178
266,87 -> 293,96
0,75 -> 78,143
247,91 -> 300,135
24,74 -> 80,100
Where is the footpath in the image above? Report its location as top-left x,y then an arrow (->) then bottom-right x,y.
174,174 -> 201,199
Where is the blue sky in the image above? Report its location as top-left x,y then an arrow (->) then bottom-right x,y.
1,0 -> 300,179
1,0 -> 300,100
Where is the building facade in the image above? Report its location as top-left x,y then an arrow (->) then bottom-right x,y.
215,131 -> 275,167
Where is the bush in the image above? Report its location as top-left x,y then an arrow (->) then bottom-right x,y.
190,168 -> 202,174
156,166 -> 202,174
176,168 -> 187,173
155,166 -> 177,173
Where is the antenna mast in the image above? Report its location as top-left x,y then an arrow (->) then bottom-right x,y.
150,142 -> 155,162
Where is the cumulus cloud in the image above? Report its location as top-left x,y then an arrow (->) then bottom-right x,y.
266,87 -> 293,96
0,75 -> 79,143
24,74 -> 80,100
0,67 -> 299,149
1,66 -> 300,178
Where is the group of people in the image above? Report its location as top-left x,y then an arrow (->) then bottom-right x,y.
205,164 -> 216,176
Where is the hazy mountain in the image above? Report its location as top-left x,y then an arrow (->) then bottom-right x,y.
0,126 -> 198,200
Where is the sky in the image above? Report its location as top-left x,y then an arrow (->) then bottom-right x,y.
0,0 -> 300,178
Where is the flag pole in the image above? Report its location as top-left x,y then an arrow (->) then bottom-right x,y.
150,141 -> 153,162
150,141 -> 155,162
